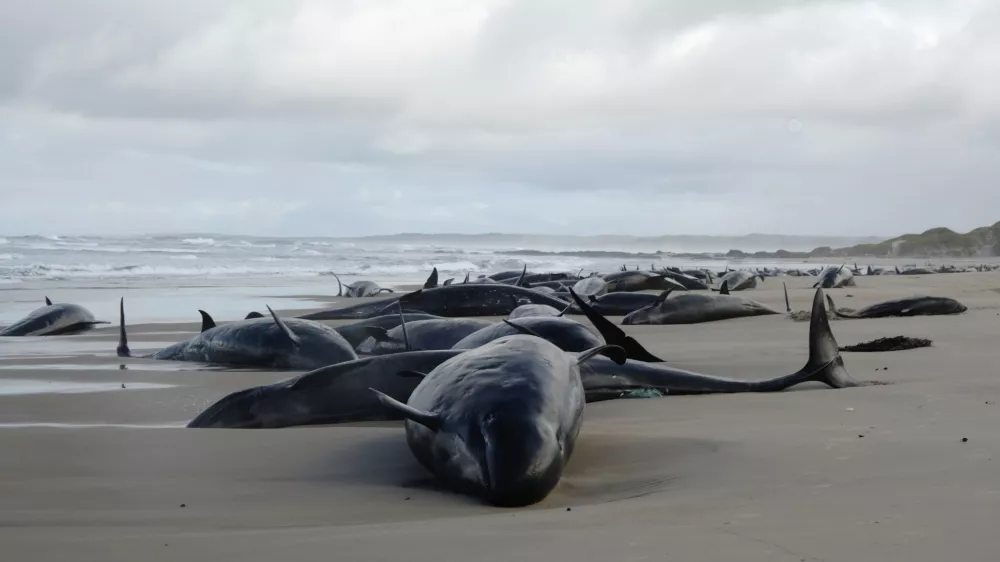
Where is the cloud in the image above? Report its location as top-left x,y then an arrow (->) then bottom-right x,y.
1,0 -> 999,236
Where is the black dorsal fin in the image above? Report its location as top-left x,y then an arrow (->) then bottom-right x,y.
719,280 -> 730,295
332,272 -> 343,297
44,296 -> 53,306
369,389 -> 440,430
653,288 -> 674,305
423,267 -> 439,289
245,311 -> 264,319
198,310 -> 216,332
363,326 -> 397,343
568,288 -> 664,363
116,297 -> 131,358
463,271 -> 470,284
396,301 -> 411,352
514,264 -> 527,287
266,305 -> 301,346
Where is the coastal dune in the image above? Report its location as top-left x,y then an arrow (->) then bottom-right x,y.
1,273 -> 999,561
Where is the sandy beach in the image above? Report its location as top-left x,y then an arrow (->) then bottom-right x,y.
2,271 -> 999,561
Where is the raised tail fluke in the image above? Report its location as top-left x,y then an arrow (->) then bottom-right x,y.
116,298 -> 131,358
799,288 -> 859,388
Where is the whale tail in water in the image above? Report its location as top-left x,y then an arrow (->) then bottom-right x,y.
117,298 -> 131,358
796,288 -> 859,388
567,288 -> 664,363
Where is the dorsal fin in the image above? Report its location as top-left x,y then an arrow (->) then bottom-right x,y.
44,296 -> 53,306
503,319 -> 543,338
423,267 -> 439,289
514,264 -> 527,287
378,287 -> 395,294
116,297 -> 130,358
587,294 -> 598,303
653,288 -> 674,305
719,280 -> 730,295
463,272 -> 470,284
332,272 -> 343,297
443,278 -> 454,286
558,302 -> 572,317
369,388 -> 440,430
198,310 -> 216,332
245,311 -> 264,319
396,302 -> 411,352
577,344 -> 626,365
783,282 -> 791,313
266,305 -> 301,346
364,326 -> 397,343
568,288 -> 664,363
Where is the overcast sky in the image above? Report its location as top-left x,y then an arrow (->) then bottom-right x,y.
1,0 -> 998,237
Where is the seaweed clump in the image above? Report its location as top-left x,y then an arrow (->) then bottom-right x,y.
840,336 -> 932,352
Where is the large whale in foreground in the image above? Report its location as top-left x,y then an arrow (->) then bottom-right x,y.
116,299 -> 358,370
371,336 -> 626,506
0,297 -> 108,337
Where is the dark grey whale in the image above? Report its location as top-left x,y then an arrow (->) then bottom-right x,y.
357,318 -> 494,355
396,285 -> 570,317
188,350 -> 464,428
826,294 -> 967,318
0,297 -> 108,337
332,312 -> 443,348
117,299 -> 357,370
814,265 -> 856,289
623,282 -> 780,325
332,273 -> 394,298
371,336 -> 627,506
584,288 -> 860,398
451,317 -> 605,353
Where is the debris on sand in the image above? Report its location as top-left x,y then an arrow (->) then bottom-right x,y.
840,336 -> 932,352
789,308 -> 853,322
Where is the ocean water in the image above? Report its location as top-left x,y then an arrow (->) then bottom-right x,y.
0,234 -> 835,324
0,234 -> 836,284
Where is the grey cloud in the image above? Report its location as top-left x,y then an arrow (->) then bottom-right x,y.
1,0 -> 999,236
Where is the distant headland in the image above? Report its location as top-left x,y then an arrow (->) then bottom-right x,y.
723,223 -> 1000,259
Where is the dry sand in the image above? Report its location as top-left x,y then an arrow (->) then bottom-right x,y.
2,273 -> 1000,561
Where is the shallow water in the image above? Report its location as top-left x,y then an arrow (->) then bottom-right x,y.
0,378 -> 175,396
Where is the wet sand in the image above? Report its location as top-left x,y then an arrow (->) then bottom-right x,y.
2,273 -> 1000,561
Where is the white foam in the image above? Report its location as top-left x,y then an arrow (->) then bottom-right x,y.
182,237 -> 215,246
